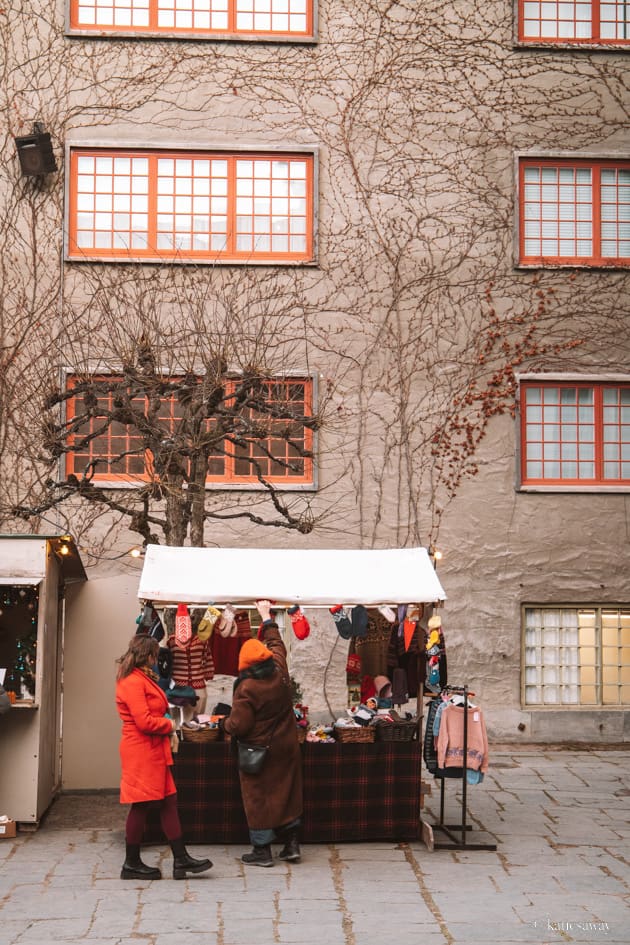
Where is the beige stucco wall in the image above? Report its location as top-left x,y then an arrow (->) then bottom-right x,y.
3,4 -> 630,790
62,572 -> 143,790
431,413 -> 630,744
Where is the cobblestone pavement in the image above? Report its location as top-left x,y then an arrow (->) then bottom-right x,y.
0,748 -> 628,945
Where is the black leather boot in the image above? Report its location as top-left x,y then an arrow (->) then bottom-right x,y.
241,845 -> 274,867
120,843 -> 162,880
278,828 -> 301,863
170,837 -> 213,880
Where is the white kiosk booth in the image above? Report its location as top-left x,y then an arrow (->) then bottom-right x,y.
0,535 -> 86,825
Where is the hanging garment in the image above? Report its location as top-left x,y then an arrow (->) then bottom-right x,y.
391,667 -> 408,706
423,697 -> 441,774
167,634 -> 214,689
425,616 -> 447,693
353,610 -> 394,677
387,622 -> 423,698
210,631 -> 241,676
436,703 -> 489,776
432,699 -> 449,737
210,610 -> 251,676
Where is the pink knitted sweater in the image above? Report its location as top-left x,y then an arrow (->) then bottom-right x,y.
436,704 -> 489,773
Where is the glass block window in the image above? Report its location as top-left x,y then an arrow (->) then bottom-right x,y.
520,381 -> 630,486
520,159 -> 630,266
68,149 -> 314,263
65,375 -> 314,484
70,0 -> 313,36
519,1 -> 630,43
523,607 -> 630,705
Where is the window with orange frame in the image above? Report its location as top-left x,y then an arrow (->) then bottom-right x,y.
519,1 -> 630,44
65,375 -> 314,485
69,0 -> 314,38
68,149 -> 314,263
519,159 -> 630,267
520,380 -> 630,487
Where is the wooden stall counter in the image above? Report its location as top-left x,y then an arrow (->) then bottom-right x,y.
145,739 -> 422,844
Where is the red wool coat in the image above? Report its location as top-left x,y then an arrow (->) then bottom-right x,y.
116,668 -> 176,804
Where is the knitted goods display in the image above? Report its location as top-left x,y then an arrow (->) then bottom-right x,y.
175,603 -> 192,649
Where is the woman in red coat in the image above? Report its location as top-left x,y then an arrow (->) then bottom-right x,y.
224,600 -> 303,867
116,634 -> 212,880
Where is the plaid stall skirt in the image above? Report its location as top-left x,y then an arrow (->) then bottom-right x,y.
144,740 -> 422,844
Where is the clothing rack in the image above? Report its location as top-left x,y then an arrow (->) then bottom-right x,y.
431,685 -> 497,851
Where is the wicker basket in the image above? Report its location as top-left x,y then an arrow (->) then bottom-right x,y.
181,725 -> 221,744
333,725 -> 376,743
374,719 -> 419,742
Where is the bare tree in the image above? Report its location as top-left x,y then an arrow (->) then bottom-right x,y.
10,264 -> 338,547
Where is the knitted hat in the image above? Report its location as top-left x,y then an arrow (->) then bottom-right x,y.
360,674 -> 376,703
354,705 -> 375,726
373,675 -> 392,699
428,613 -> 442,630
238,638 -> 273,671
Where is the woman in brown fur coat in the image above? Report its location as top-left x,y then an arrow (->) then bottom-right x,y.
224,601 -> 303,867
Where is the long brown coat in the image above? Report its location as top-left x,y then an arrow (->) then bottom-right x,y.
224,626 -> 303,831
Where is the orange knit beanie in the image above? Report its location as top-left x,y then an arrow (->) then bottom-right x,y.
238,638 -> 273,671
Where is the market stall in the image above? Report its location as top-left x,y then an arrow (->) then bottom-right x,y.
0,535 -> 87,825
138,544 -> 446,844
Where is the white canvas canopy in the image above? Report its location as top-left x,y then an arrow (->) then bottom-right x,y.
137,544 -> 446,607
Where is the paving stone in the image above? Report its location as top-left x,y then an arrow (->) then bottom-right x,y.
0,749 -> 628,945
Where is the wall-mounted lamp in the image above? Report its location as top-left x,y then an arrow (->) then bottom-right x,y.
14,122 -> 57,177
428,546 -> 443,569
129,547 -> 144,559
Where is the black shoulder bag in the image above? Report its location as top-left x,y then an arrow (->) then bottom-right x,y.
237,715 -> 281,775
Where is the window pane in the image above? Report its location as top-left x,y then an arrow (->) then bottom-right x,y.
73,0 -> 312,34
70,149 -> 312,261
600,168 -> 630,259
521,161 -> 630,264
522,382 -> 630,484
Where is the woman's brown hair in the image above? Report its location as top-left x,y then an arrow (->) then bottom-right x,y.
116,634 -> 160,681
